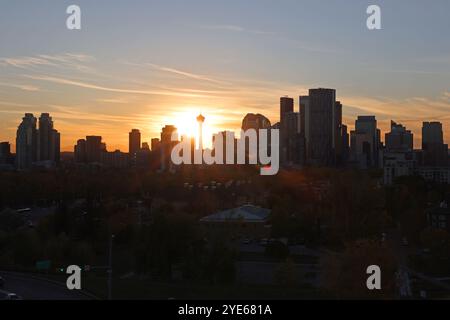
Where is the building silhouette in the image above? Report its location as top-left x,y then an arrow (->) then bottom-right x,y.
16,113 -> 37,170
129,129 -> 141,165
385,121 -> 413,153
422,122 -> 448,167
0,142 -> 13,166
302,88 -> 341,166
350,116 -> 381,169
242,113 -> 272,164
160,125 -> 178,170
74,139 -> 87,163
86,136 -> 102,163
37,113 -> 60,164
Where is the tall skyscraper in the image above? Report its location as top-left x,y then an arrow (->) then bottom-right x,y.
350,116 -> 381,168
160,125 -> 178,170
241,113 -> 272,164
422,122 -> 448,167
74,139 -> 87,163
302,88 -> 340,166
35,113 -> 60,165
341,124 -> 350,164
280,96 -> 294,122
385,121 -> 413,153
279,97 -> 295,165
86,136 -> 102,163
129,129 -> 141,156
16,113 -> 37,170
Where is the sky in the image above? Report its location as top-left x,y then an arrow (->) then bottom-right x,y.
0,0 -> 449,151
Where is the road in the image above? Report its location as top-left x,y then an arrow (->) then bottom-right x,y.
0,272 -> 93,300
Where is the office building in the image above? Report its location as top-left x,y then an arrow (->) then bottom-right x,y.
350,116 -> 381,168
385,121 -> 413,153
302,88 -> 340,166
422,122 -> 448,167
16,113 -> 37,170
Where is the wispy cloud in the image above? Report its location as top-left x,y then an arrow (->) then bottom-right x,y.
24,74 -> 216,98
125,61 -> 229,85
0,82 -> 40,91
201,24 -> 276,36
0,53 -> 95,73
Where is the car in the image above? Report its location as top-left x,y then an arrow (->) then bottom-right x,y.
0,276 -> 4,288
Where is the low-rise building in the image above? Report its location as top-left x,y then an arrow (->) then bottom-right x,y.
427,201 -> 450,231
200,205 -> 271,239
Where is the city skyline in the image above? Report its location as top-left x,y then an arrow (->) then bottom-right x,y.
0,0 -> 449,151
3,93 -> 450,155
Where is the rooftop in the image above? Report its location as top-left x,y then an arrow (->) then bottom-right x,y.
200,205 -> 271,223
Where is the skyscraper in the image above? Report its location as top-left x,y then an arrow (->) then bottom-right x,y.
242,113 -> 272,164
303,88 -> 340,166
74,139 -> 87,163
279,97 -> 295,165
35,113 -> 60,165
16,113 -> 37,170
86,136 -> 102,163
422,122 -> 448,167
160,125 -> 178,170
129,129 -> 141,157
242,113 -> 271,131
0,142 -> 13,165
350,116 -> 381,168
385,121 -> 413,153
280,96 -> 294,122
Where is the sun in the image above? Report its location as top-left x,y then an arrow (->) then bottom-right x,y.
171,109 -> 216,148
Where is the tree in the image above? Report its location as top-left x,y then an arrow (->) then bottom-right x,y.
322,239 -> 398,299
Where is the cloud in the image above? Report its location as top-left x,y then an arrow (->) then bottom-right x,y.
24,74 -> 215,98
125,61 -> 229,85
0,53 -> 95,73
201,24 -> 276,36
0,82 -> 40,91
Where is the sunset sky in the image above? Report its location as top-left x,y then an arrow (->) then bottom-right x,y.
0,0 -> 449,152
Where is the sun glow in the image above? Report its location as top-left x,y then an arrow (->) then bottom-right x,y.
171,109 -> 217,149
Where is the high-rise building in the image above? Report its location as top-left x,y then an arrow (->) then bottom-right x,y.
422,122 -> 448,167
151,138 -> 160,151
241,113 -> 272,164
341,125 -> 350,164
385,121 -> 413,153
160,125 -> 178,170
280,96 -> 294,122
302,88 -> 340,166
86,136 -> 102,163
350,116 -> 381,168
16,113 -> 37,170
284,112 -> 301,165
74,139 -> 87,163
334,101 -> 343,163
129,129 -> 141,157
37,113 -> 59,162
136,142 -> 151,168
279,97 -> 296,165
242,113 -> 271,131
0,142 -> 13,165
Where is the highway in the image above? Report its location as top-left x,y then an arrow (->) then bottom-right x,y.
0,272 -> 94,300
